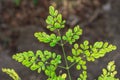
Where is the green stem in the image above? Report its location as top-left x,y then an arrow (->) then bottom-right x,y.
61,44 -> 68,68
67,69 -> 71,80
61,43 -> 72,80
57,30 -> 72,80
58,66 -> 66,69
69,62 -> 76,69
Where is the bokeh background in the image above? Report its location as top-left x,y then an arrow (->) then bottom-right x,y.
0,0 -> 120,80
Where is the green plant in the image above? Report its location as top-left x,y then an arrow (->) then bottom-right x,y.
2,68 -> 21,80
98,61 -> 119,80
2,6 -> 118,80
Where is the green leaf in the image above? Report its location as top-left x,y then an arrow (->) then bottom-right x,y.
66,29 -> 72,37
83,40 -> 89,45
61,73 -> 67,79
50,34 -> 56,39
38,62 -> 44,66
103,68 -> 107,75
84,50 -> 90,56
80,44 -> 84,49
76,65 -> 81,70
67,56 -> 74,62
37,68 -> 41,73
49,6 -> 55,16
57,55 -> 61,59
93,42 -> 103,48
46,16 -> 54,24
42,65 -> 45,70
82,65 -> 87,70
54,22 -> 61,28
51,60 -> 55,65
57,14 -> 62,23
73,35 -> 79,39
62,36 -> 67,40
52,53 -> 56,58
76,49 -> 82,55
36,50 -> 43,56
103,42 -> 108,48
54,10 -> 58,16
62,26 -> 82,44
74,26 -> 78,32
45,69 -> 50,75
30,64 -> 39,70
72,49 -> 76,55
74,43 -> 79,49
57,36 -> 61,41
112,71 -> 117,76
50,42 -> 56,47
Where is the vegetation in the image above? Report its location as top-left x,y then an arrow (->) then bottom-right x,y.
2,6 -> 118,80
13,0 -> 21,6
13,0 -> 38,6
98,61 -> 119,80
2,68 -> 21,80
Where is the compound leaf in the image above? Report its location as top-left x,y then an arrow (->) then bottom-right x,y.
46,6 -> 65,31
62,25 -> 82,45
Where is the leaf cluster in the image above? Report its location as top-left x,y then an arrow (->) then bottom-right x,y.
67,40 -> 116,67
83,41 -> 116,61
2,68 -> 21,80
62,25 -> 82,44
68,40 -> 116,62
46,6 -> 66,31
12,50 -> 64,79
77,71 -> 87,80
34,6 -> 83,46
98,61 -> 119,80
34,32 -> 61,47
67,40 -> 116,80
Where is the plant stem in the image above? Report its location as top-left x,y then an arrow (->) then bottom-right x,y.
61,42 -> 72,80
69,62 -> 76,69
67,69 -> 71,80
58,66 -> 66,69
57,30 -> 72,80
61,44 -> 68,68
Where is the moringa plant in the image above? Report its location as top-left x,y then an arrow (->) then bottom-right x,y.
2,68 -> 21,80
2,6 -> 119,80
98,61 -> 119,80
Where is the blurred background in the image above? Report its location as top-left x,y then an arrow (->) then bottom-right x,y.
0,0 -> 120,80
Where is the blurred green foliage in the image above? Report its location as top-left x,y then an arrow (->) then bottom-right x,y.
13,0 -> 39,6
